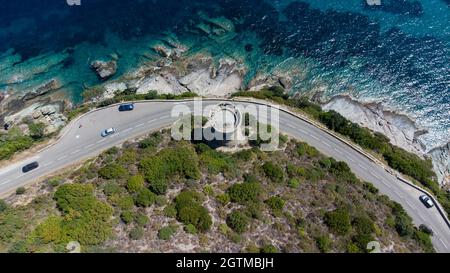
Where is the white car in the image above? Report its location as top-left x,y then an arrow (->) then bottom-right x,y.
419,195 -> 434,208
101,128 -> 116,137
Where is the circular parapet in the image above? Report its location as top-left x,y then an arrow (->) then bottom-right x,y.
209,102 -> 241,134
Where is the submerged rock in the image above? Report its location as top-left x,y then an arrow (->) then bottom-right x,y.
90,60 -> 117,80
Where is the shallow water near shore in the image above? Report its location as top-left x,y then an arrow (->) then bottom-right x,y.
0,0 -> 449,151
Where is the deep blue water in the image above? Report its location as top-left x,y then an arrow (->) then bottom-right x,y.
0,0 -> 449,149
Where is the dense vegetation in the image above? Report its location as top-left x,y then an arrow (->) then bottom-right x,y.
0,126 -> 433,253
233,87 -> 450,216
0,126 -> 43,161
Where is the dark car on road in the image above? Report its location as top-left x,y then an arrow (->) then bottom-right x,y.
419,195 -> 434,208
22,162 -> 39,173
118,103 -> 135,112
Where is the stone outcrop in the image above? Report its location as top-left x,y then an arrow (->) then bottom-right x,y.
90,60 -> 117,80
22,79 -> 61,101
322,95 -> 450,186
3,102 -> 67,135
178,57 -> 244,96
103,82 -> 128,100
322,95 -> 426,155
30,104 -> 67,134
136,74 -> 187,95
429,143 -> 450,187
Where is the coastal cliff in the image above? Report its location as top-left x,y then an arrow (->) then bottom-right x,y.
322,95 -> 449,187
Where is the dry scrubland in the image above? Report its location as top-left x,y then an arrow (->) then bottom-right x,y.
0,126 -> 434,253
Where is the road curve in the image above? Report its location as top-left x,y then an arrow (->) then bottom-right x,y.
0,99 -> 448,252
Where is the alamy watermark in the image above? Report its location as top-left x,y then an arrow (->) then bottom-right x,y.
66,0 -> 81,6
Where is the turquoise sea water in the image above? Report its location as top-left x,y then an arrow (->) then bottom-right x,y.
0,0 -> 448,150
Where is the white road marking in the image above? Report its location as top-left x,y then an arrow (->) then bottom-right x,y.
57,155 -> 68,161
97,139 -> 106,144
158,116 -> 165,120
85,144 -> 95,149
76,135 -> 80,139
405,200 -> 414,209
310,134 -> 320,141
287,123 -> 296,129
70,150 -> 80,155
323,141 -> 331,147
358,163 -> 368,171
439,238 -> 448,249
123,128 -> 133,133
370,172 -> 381,180
148,119 -> 157,123
0,180 -> 11,185
135,123 -> 145,128
43,161 -> 54,167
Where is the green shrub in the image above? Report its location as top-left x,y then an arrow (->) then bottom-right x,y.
329,159 -> 358,183
103,182 -> 123,197
139,132 -> 162,149
140,144 -> 200,195
216,194 -> 230,206
185,224 -> 198,234
164,204 -> 177,218
174,191 -> 212,232
244,202 -> 263,220
0,199 -> 7,212
16,187 -> 26,195
135,213 -> 149,227
316,235 -> 331,253
118,149 -> 137,165
413,230 -> 435,253
226,211 -> 249,234
149,179 -> 168,196
352,217 -> 375,235
265,196 -> 285,213
8,241 -> 27,253
117,195 -> 134,210
134,188 -> 156,207
28,122 -> 46,140
52,184 -> 113,245
121,211 -> 134,224
352,233 -> 375,252
243,173 -> 258,184
288,178 -> 300,188
158,226 -> 177,240
129,226 -> 144,240
262,162 -> 284,183
0,128 -> 34,161
260,244 -> 278,253
47,178 -> 62,188
227,182 -> 261,204
390,202 -> 414,237
197,144 -> 234,175
126,175 -> 145,193
324,208 -> 352,235
98,163 -> 128,180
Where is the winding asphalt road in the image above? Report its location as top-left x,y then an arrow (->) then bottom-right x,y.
0,99 -> 448,252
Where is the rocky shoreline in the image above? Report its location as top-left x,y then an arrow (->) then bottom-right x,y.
322,95 -> 449,187
0,30 -> 448,187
